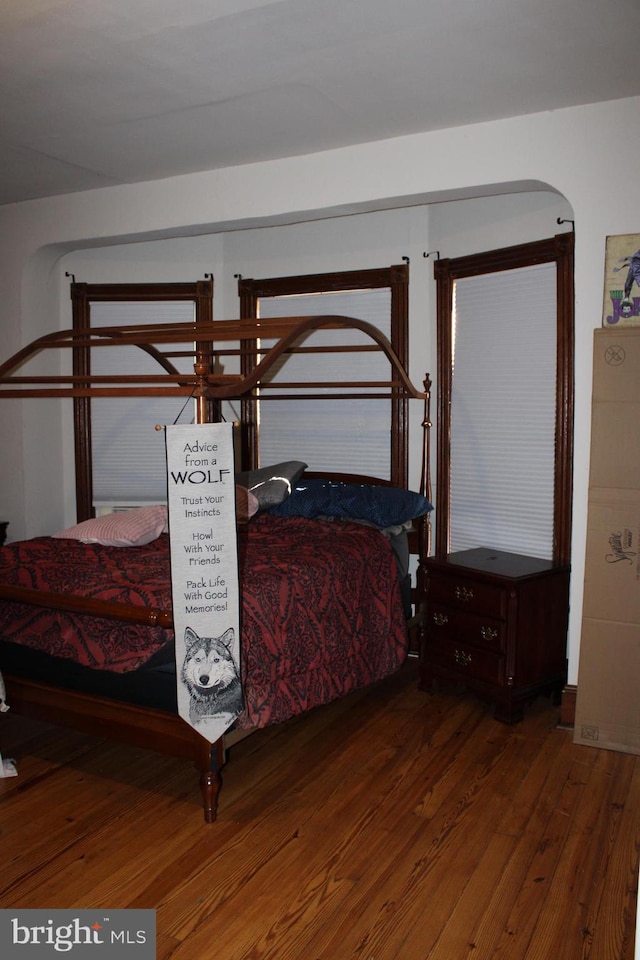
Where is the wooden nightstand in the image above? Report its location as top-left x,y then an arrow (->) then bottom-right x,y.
419,547 -> 569,723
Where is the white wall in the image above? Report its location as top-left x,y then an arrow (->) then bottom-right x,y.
1,95 -> 639,685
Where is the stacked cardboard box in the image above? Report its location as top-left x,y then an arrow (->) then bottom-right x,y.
574,328 -> 640,754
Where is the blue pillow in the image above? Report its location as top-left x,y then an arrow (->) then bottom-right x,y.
269,478 -> 433,528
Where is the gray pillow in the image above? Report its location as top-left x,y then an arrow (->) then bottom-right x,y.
236,460 -> 307,510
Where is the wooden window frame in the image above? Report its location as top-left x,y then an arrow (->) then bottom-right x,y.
237,263 -> 409,487
71,279 -> 213,521
434,233 -> 574,565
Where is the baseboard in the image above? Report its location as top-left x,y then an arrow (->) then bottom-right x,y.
559,683 -> 577,728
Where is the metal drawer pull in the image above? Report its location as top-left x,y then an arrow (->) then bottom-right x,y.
455,649 -> 472,667
455,586 -> 474,602
433,612 -> 449,626
481,626 -> 498,642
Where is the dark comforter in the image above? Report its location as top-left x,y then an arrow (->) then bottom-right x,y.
0,515 -> 408,730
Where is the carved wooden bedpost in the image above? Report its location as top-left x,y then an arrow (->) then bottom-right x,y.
194,356 -> 210,426
416,373 -> 433,663
198,738 -> 225,822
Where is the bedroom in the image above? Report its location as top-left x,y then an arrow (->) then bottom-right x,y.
2,160 -> 638,960
0,165 -> 616,708
1,1 -> 640,956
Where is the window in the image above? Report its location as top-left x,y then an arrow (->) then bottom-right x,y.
89,300 -> 196,507
71,280 -> 213,520
238,264 -> 409,486
434,234 -> 574,564
450,262 -> 557,557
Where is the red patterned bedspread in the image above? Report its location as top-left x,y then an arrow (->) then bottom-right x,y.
0,515 -> 408,729
0,534 -> 173,671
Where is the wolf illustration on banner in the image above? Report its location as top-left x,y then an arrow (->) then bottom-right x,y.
181,626 -> 243,726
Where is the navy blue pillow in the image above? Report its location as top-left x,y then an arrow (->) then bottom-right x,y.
269,478 -> 433,528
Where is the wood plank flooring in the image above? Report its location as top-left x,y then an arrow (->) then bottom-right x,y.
1,660 -> 638,959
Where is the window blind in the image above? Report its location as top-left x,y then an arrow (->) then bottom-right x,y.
90,301 -> 196,504
257,289 -> 393,478
450,262 -> 556,559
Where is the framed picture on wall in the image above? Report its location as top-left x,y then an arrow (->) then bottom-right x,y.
602,233 -> 640,327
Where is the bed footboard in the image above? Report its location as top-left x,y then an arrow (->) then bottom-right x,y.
4,674 -> 225,822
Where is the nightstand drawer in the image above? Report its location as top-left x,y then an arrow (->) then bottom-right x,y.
429,604 -> 505,653
428,576 -> 506,619
429,638 -> 505,686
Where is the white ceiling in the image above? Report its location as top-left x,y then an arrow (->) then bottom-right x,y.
1,0 -> 639,207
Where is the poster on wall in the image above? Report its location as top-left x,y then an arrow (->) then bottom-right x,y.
602,233 -> 640,327
165,423 -> 243,743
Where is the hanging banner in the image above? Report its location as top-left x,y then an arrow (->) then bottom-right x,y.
165,423 -> 243,743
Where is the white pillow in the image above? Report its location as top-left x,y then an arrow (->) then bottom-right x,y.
52,504 -> 169,547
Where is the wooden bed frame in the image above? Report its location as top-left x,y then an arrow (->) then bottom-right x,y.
0,314 -> 432,821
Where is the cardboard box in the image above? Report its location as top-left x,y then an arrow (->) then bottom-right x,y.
589,405 -> 640,490
589,329 -> 640,491
574,328 -> 640,755
591,327 -> 640,403
574,620 -> 640,755
581,489 -> 640,624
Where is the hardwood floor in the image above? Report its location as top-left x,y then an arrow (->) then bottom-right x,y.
1,660 -> 638,959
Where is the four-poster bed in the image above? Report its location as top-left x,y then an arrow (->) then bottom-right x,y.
0,315 -> 432,821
